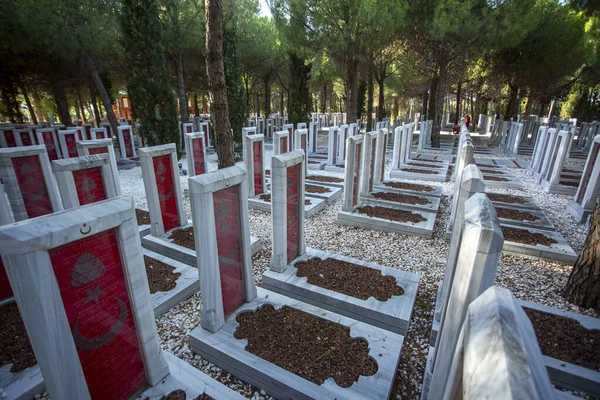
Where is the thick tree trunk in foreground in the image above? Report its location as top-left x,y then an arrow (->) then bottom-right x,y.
52,79 -> 71,126
377,75 -> 385,121
88,54 -> 119,138
563,203 -> 600,312
177,51 -> 189,122
346,57 -> 358,123
205,0 -> 234,168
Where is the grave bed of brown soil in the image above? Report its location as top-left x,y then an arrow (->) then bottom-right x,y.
307,175 -> 344,183
136,208 -> 151,226
524,308 -> 600,370
259,193 -> 311,206
559,181 -> 580,187
306,184 -> 331,194
383,181 -> 434,192
484,176 -> 509,182
401,168 -> 439,175
563,168 -> 579,173
422,159 -> 444,163
169,227 -> 196,250
486,193 -> 528,204
145,256 -> 181,293
335,164 -> 346,168
308,160 -> 321,164
234,304 -> 378,387
356,206 -> 426,223
372,191 -> 431,205
408,163 -> 439,168
480,169 -> 505,175
144,389 -> 215,400
501,226 -> 557,247
496,208 -> 540,222
295,257 -> 404,301
476,163 -> 501,168
0,303 -> 36,372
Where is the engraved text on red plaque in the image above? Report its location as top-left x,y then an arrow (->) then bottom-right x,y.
41,130 -> 59,161
153,155 -> 179,231
122,129 -> 134,158
353,143 -> 361,206
192,138 -> 205,175
65,133 -> 78,158
19,131 -> 33,146
74,167 -> 107,206
89,147 -> 108,155
286,164 -> 300,263
12,155 -> 53,218
4,130 -> 17,147
253,141 -> 263,194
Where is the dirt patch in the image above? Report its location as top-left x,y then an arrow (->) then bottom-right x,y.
234,304 -> 378,387
356,206 -> 426,223
372,191 -> 431,205
560,181 -> 580,187
476,163 -> 501,168
335,164 -> 345,168
307,175 -> 343,183
194,394 -> 215,400
401,168 -> 439,175
169,226 -> 195,250
563,168 -> 579,173
496,208 -> 540,222
296,257 -> 404,301
306,184 -> 331,194
486,193 -> 528,204
259,193 -> 311,206
484,176 -> 509,182
502,226 -> 557,247
0,303 -> 36,372
480,169 -> 505,175
383,182 -> 435,192
136,208 -> 151,226
408,163 -> 439,168
145,256 -> 181,293
525,308 -> 600,371
308,160 -> 321,164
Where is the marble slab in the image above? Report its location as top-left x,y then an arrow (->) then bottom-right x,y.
501,223 -> 577,264
375,181 -> 443,198
248,194 -> 326,217
0,356 -> 45,400
361,189 -> 441,213
307,160 -> 326,170
305,176 -> 344,188
482,175 -> 522,190
495,205 -> 555,231
337,206 -> 436,238
323,165 -> 346,174
189,288 -> 404,400
305,183 -> 343,204
262,247 -> 420,336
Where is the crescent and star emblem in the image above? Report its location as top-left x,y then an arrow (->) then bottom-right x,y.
20,163 -> 45,201
156,161 -> 174,201
81,177 -> 97,201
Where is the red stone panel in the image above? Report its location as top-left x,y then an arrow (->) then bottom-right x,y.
252,141 -> 263,194
281,136 -> 288,154
213,186 -> 244,316
121,129 -> 134,158
19,131 -> 33,146
89,147 -> 108,155
202,125 -> 209,147
286,164 -> 300,263
74,167 -> 107,206
192,138 -> 205,175
85,125 -> 92,140
153,155 -> 179,232
369,137 -> 377,192
40,130 -> 59,161
4,130 -> 17,147
353,143 -> 362,206
0,258 -> 13,301
64,132 -> 78,158
301,134 -> 307,154
95,130 -> 106,140
12,155 -> 53,218
49,229 -> 147,400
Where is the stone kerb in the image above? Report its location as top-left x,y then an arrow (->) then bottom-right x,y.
270,150 -> 306,273
273,129 -> 289,156
244,134 -> 266,198
188,165 -> 257,332
342,135 -> 364,212
52,154 -> 118,209
443,287 -> 554,400
0,197 -> 170,399
0,145 -> 61,221
117,125 -> 137,160
184,131 -> 208,177
327,126 -> 340,166
139,144 -> 187,236
373,128 -> 387,185
35,127 -> 61,160
429,193 -> 504,400
76,139 -> 122,196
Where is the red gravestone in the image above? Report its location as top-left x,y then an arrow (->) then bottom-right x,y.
153,155 -> 178,232
280,136 -> 288,154
0,258 -> 13,301
65,132 -> 78,158
353,143 -> 362,206
12,155 -> 53,218
213,186 -> 244,316
40,130 -> 59,161
85,125 -> 92,140
311,126 -> 317,153
301,134 -> 307,154
89,147 -> 108,155
19,131 -> 33,146
49,229 -> 147,400
380,138 -> 385,181
122,128 -> 134,158
333,132 -> 338,162
185,125 -> 193,134
192,138 -> 205,175
4,129 -> 17,147
96,130 -> 106,140
369,137 -> 377,192
252,141 -> 263,194
286,164 -> 300,263
73,167 -> 107,206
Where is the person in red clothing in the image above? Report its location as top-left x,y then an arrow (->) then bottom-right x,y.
465,114 -> 471,128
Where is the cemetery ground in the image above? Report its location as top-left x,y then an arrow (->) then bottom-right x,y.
109,130 -> 595,400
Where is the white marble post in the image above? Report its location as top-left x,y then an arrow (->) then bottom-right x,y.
0,145 -> 61,221
0,183 -> 12,225
90,127 -> 108,140
373,128 -> 387,185
429,193 -> 504,399
14,128 -> 36,147
273,130 -> 290,156
448,138 -> 474,234
541,130 -> 570,190
327,126 -> 340,166
117,125 -> 137,160
360,131 -> 378,196
529,126 -> 549,173
537,128 -> 559,180
294,129 -> 309,174
188,166 -> 257,332
418,120 -> 428,151
442,287 -> 554,400
404,123 -> 414,162
270,150 -> 306,273
266,118 -> 274,139
308,122 -> 318,154
198,121 -> 211,148
184,131 -> 208,177
510,123 -> 524,155
76,139 -> 122,196
0,197 -> 170,399
342,135 -> 364,212
35,127 -> 61,160
283,123 -> 294,150
139,144 -> 187,236
568,134 -> 600,222
182,123 -> 194,136
52,154 -> 118,209
348,123 -> 358,137
392,126 -> 402,170
257,117 -> 265,135
244,134 -> 266,197
337,124 -> 349,164
0,127 -> 17,148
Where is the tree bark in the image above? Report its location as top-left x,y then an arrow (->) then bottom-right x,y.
19,79 -> 37,124
31,90 -> 46,123
77,89 -> 87,123
322,83 -> 327,114
75,97 -> 82,122
427,75 -> 438,121
88,54 -> 119,138
346,57 -> 358,122
205,0 -> 234,168
367,62 -> 374,131
176,51 -> 189,122
264,75 -> 271,117
506,84 -> 518,119
194,92 -> 199,116
454,80 -> 462,125
431,58 -> 447,148
563,203 -> 600,312
52,79 -> 71,126
89,83 -> 101,126
470,90 -> 475,132
421,87 -> 428,121
377,75 -> 385,121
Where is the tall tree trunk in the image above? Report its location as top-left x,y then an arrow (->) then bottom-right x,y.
176,51 -> 189,122
19,79 -> 37,124
427,74 -> 438,121
431,58 -> 447,148
470,90 -> 475,132
194,92 -> 199,116
322,83 -> 327,114
31,90 -> 46,123
563,203 -> 600,311
75,97 -> 82,122
421,88 -> 428,121
506,84 -> 518,119
52,79 -> 71,126
454,80 -> 462,125
87,54 -> 119,138
256,92 -> 260,117
367,63 -> 374,131
205,0 -> 234,168
77,89 -> 87,122
346,57 -> 358,122
89,83 -> 101,126
280,89 -> 284,114
377,75 -> 385,120
264,76 -> 271,116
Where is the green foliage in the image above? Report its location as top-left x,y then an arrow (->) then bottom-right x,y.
223,15 -> 248,146
121,0 -> 179,149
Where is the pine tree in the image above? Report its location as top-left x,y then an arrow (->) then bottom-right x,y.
223,17 -> 247,154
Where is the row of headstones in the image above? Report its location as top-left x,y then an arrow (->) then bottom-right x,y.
572,121 -> 600,150
391,122 -> 416,170
417,119 -> 433,151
